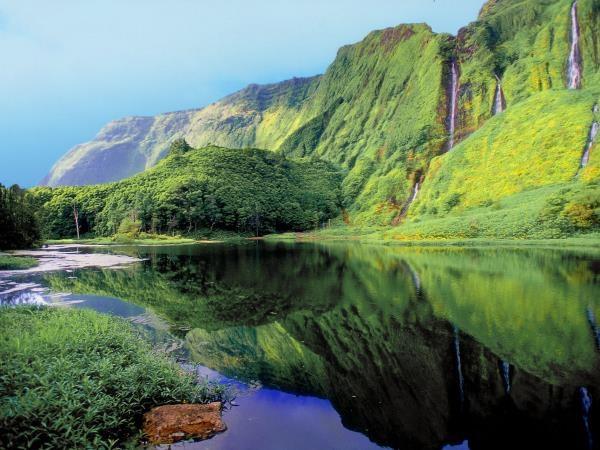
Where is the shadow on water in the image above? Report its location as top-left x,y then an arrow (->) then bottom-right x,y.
16,242 -> 600,449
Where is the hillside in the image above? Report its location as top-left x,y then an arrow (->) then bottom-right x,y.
41,0 -> 600,238
33,144 -> 342,239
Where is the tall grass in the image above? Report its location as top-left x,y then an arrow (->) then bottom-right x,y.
0,255 -> 38,270
0,307 -> 227,449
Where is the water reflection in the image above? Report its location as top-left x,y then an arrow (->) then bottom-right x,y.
25,242 -> 600,449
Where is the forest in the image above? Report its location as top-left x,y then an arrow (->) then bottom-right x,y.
28,141 -> 343,241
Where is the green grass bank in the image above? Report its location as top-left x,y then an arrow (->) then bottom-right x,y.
0,307 -> 227,449
0,255 -> 38,270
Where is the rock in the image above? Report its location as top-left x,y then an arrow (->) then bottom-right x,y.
143,402 -> 226,444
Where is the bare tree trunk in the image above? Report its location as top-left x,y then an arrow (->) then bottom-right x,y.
72,205 -> 80,240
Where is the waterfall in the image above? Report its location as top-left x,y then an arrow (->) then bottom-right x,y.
567,2 -> 582,89
397,180 -> 421,220
409,181 -> 420,205
500,360 -> 511,394
581,122 -> 599,168
493,77 -> 505,115
586,307 -> 600,350
579,387 -> 594,450
454,326 -> 465,407
448,61 -> 460,150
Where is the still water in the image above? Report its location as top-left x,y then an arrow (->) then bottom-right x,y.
3,242 -> 600,450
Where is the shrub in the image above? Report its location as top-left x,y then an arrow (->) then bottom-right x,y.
117,217 -> 142,238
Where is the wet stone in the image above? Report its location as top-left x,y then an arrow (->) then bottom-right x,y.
143,403 -> 226,444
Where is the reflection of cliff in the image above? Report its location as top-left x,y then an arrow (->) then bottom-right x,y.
183,298 -> 599,450
45,244 -> 600,384
45,244 -> 351,330
313,243 -> 600,384
284,312 -> 455,449
186,324 -> 329,398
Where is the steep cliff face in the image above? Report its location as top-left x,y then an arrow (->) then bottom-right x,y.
42,0 -> 600,232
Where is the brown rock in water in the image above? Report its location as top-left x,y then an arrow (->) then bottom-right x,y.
143,403 -> 226,444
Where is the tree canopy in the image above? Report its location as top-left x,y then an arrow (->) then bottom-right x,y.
32,146 -> 343,239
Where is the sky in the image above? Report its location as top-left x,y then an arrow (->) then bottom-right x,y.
0,0 -> 485,187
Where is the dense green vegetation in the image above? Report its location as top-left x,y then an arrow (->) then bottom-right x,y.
0,307 -> 227,449
32,143 -> 342,240
0,255 -> 38,270
0,184 -> 40,250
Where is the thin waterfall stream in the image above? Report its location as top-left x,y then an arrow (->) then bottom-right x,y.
580,387 -> 594,450
493,76 -> 505,115
568,2 -> 582,89
586,307 -> 600,350
500,360 -> 511,394
581,121 -> 598,168
448,61 -> 460,150
454,326 -> 465,408
394,179 -> 421,224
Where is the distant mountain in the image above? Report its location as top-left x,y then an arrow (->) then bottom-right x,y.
41,76 -> 319,186
42,0 -> 600,235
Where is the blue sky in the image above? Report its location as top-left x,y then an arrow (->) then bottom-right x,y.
0,0 -> 484,187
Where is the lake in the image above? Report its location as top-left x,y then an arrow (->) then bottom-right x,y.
2,242 -> 600,450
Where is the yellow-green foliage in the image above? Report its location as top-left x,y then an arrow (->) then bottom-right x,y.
415,89 -> 597,212
282,24 -> 448,222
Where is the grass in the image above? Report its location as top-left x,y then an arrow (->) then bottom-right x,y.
46,233 -> 199,246
46,230 -> 255,246
266,227 -> 600,251
0,307 -> 228,449
0,255 -> 38,270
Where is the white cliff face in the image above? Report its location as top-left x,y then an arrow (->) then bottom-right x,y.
567,2 -> 582,90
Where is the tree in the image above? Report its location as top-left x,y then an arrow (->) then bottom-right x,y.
168,138 -> 192,155
0,183 -> 41,249
72,203 -> 80,239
